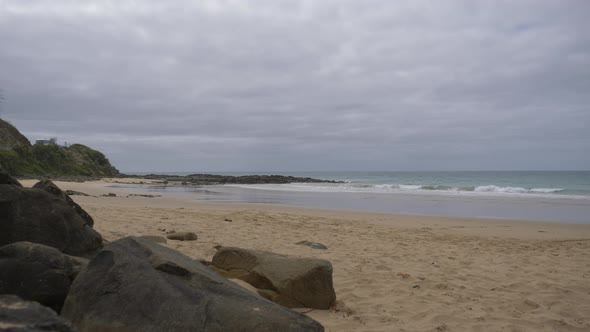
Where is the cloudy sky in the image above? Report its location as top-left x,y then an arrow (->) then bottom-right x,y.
0,1 -> 588,172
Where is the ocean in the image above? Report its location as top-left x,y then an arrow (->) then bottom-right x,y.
121,171 -> 590,223
214,171 -> 590,198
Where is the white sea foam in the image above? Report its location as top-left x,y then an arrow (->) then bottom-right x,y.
529,188 -> 565,193
474,185 -> 564,194
224,182 -> 585,199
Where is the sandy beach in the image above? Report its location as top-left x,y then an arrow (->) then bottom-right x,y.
21,179 -> 590,331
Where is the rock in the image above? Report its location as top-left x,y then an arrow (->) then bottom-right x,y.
61,237 -> 324,332
138,235 -> 167,244
0,295 -> 76,332
64,190 -> 89,196
0,242 -> 87,313
33,180 -> 94,227
166,232 -> 197,241
296,241 -> 328,250
0,185 -> 103,257
211,247 -> 336,309
127,194 -> 160,198
102,193 -> 116,197
0,166 -> 21,187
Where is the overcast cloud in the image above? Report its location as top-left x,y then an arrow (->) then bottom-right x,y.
0,0 -> 588,172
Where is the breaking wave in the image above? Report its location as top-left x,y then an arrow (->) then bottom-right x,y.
225,182 -> 580,198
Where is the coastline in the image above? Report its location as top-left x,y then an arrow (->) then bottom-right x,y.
20,179 -> 590,331
87,178 -> 590,224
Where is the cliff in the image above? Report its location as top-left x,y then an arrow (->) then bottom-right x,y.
0,119 -> 119,176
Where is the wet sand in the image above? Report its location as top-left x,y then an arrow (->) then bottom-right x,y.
22,179 -> 590,331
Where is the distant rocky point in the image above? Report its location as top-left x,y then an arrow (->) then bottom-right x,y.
1,118 -> 338,185
120,173 -> 343,185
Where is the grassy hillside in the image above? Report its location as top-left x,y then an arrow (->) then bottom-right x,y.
0,119 -> 119,176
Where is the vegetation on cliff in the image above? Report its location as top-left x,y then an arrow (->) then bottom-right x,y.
0,119 -> 119,176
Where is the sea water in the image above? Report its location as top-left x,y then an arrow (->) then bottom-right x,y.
219,171 -> 590,198
121,171 -> 590,223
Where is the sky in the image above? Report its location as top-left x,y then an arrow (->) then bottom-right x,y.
0,0 -> 589,172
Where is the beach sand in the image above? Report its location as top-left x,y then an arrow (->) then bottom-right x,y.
21,179 -> 590,331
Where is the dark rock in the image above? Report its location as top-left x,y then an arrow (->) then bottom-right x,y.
0,185 -> 103,257
296,241 -> 328,250
102,193 -> 116,197
212,247 -> 336,309
0,166 -> 21,187
115,173 -> 344,185
0,242 -> 87,313
61,237 -> 324,332
0,295 -> 77,332
166,232 -> 198,241
64,190 -> 89,197
127,194 -> 160,198
33,180 -> 94,227
138,235 -> 167,244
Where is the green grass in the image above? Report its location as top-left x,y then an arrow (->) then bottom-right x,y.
0,118 -> 119,176
0,143 -> 119,176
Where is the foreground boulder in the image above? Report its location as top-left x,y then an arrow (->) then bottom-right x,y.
212,247 -> 336,309
0,242 -> 87,313
138,235 -> 167,244
61,237 -> 324,332
33,180 -> 94,227
0,185 -> 103,257
0,295 -> 76,332
0,166 -> 21,187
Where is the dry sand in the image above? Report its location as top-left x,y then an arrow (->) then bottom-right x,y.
22,179 -> 590,331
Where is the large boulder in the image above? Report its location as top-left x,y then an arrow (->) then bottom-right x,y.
0,295 -> 76,332
211,247 -> 336,309
0,242 -> 88,313
0,185 -> 103,257
61,237 -> 324,332
138,235 -> 167,244
0,166 -> 21,187
33,180 -> 94,227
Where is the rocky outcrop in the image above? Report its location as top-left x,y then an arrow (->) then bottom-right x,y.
0,119 -> 119,176
33,180 -> 94,227
117,173 -> 344,185
61,237 -> 324,332
0,119 -> 31,150
0,185 -> 103,257
166,232 -> 198,241
0,166 -> 21,187
0,295 -> 76,332
212,247 -> 336,309
0,242 -> 87,313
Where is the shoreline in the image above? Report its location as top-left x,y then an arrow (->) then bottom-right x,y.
100,179 -> 590,224
20,179 -> 590,235
19,179 -> 590,331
